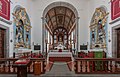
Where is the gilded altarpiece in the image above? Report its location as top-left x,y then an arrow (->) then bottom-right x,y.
90,7 -> 109,49
13,7 -> 31,49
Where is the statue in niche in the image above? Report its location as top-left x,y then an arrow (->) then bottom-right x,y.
90,7 -> 109,49
58,36 -> 63,42
58,36 -> 64,45
26,34 -> 30,48
15,20 -> 24,47
98,19 -> 103,43
92,29 -> 95,44
59,37 -> 62,42
97,19 -> 106,44
13,7 -> 31,48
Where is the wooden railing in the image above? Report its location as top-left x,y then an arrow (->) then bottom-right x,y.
0,58 -> 46,74
75,58 -> 120,74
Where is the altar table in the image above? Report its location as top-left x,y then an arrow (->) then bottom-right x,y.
47,52 -> 74,62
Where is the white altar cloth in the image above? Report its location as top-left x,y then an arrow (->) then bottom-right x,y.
48,52 -> 72,57
50,50 -> 69,52
47,52 -> 74,63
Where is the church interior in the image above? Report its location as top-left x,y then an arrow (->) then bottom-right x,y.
0,0 -> 120,77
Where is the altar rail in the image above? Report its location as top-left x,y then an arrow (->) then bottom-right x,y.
75,58 -> 120,74
0,58 -> 46,74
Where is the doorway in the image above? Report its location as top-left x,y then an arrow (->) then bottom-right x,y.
0,28 -> 6,58
117,28 -> 120,58
112,25 -> 120,58
0,24 -> 9,58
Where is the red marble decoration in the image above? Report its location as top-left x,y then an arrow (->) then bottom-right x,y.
0,0 -> 10,20
111,0 -> 120,20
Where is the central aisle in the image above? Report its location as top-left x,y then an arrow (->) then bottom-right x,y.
41,62 -> 75,76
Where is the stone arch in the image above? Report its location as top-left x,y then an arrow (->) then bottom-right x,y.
42,1 -> 79,52
43,1 -> 78,18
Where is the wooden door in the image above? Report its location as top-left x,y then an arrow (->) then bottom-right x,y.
0,28 -> 5,58
117,29 -> 120,58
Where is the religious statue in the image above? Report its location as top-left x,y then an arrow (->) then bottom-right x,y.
13,7 -> 31,49
90,7 -> 109,49
92,29 -> 95,44
60,37 -> 62,42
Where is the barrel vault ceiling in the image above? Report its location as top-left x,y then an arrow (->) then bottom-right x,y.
45,6 -> 76,35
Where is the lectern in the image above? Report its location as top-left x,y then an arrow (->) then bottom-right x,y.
13,59 -> 31,77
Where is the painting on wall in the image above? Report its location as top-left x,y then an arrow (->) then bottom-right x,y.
13,6 -> 31,49
90,7 -> 109,49
111,0 -> 120,20
0,0 -> 10,20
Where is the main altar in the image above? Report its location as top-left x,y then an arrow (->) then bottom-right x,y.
47,51 -> 73,62
46,48 -> 74,71
46,34 -> 74,68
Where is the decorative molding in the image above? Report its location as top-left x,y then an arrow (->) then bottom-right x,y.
0,17 -> 12,25
90,7 -> 108,49
13,6 -> 31,49
109,17 -> 120,24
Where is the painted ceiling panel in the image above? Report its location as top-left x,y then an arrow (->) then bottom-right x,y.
46,6 -> 75,34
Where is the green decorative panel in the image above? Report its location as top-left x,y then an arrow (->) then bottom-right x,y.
94,51 -> 103,58
94,51 -> 104,71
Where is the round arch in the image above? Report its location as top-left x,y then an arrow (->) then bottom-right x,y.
43,1 -> 78,18
42,1 -> 79,54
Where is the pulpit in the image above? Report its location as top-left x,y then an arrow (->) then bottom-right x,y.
13,59 -> 31,77
34,61 -> 41,75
